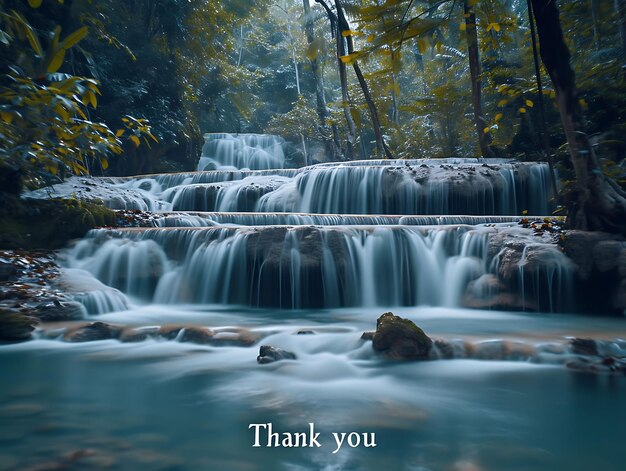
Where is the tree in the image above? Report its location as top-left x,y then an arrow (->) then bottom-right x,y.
0,4 -> 154,190
463,0 -> 496,157
530,0 -> 626,233
302,0 -> 342,159
314,0 -> 392,158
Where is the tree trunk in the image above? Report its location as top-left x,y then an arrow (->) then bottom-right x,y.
315,0 -> 356,159
531,0 -> 626,234
302,0 -> 342,159
463,0 -> 495,158
335,0 -> 393,158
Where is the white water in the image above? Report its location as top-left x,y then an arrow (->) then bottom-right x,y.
7,135 -> 623,471
197,133 -> 286,170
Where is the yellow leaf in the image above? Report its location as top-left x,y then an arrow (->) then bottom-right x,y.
86,89 -> 97,108
341,30 -> 353,37
115,129 -> 125,137
522,209 -> 528,215
46,164 -> 58,175
495,113 -> 503,121
492,23 -> 501,32
483,127 -> 491,134
497,99 -> 507,107
12,11 -> 43,56
59,26 -> 89,50
100,158 -> 109,170
47,48 -> 66,73
417,38 -> 428,54
579,98 -> 588,110
28,0 -> 43,8
366,34 -> 375,43
55,103 -> 70,122
130,135 -> 140,147
0,111 -> 13,124
339,53 -> 359,65
460,23 -> 466,31
519,107 -> 526,113
525,99 -> 534,107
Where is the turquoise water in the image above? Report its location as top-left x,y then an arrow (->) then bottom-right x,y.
1,306 -> 625,470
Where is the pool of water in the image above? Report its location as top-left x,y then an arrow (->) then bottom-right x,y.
1,306 -> 625,470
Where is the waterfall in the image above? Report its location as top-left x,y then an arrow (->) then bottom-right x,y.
197,133 -> 286,171
62,224 -> 573,310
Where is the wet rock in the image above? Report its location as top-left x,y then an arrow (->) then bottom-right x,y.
0,308 -> 37,341
119,327 -> 151,343
157,325 -> 214,344
371,312 -> 432,360
361,331 -> 375,341
566,357 -> 626,375
179,326 -> 214,344
64,322 -> 122,342
31,300 -> 85,322
432,339 -> 455,359
569,338 -> 598,356
257,345 -> 297,364
211,329 -> 258,346
296,330 -> 315,335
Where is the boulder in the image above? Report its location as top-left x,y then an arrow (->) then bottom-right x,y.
371,312 -> 432,360
257,345 -> 297,364
0,308 -> 37,341
64,322 -> 122,342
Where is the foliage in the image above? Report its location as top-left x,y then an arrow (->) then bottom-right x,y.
0,2 -> 156,188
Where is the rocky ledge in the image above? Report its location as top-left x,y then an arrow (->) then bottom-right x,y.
361,312 -> 626,375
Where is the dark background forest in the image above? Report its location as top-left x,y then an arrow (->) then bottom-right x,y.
1,0 -> 625,194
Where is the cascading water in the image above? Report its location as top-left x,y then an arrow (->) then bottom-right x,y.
197,133 -> 286,171
9,133 -> 622,471
61,222 -> 573,312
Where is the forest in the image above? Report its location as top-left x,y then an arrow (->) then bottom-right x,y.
1,0 -> 625,470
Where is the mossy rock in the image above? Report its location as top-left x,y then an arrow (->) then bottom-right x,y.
371,312 -> 433,360
0,194 -> 115,250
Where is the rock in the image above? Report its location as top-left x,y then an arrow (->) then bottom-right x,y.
178,326 -> 214,344
257,345 -> 297,364
433,339 -> 455,359
0,308 -> 37,341
371,312 -> 432,360
119,327 -> 150,343
211,329 -> 258,346
361,331 -> 375,341
569,338 -> 598,356
31,300 -> 85,322
157,325 -> 214,344
566,357 -> 626,375
64,322 -> 122,342
296,330 -> 315,335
